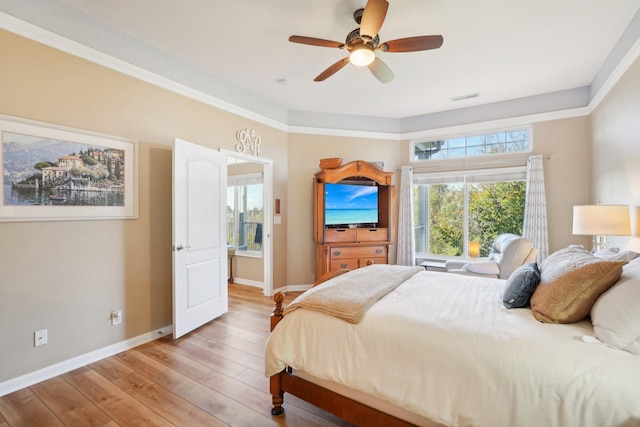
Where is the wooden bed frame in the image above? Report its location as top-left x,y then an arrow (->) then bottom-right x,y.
268,270 -> 418,427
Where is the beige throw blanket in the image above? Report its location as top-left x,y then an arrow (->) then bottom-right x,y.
283,265 -> 424,323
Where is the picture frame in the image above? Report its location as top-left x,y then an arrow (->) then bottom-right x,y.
0,115 -> 138,222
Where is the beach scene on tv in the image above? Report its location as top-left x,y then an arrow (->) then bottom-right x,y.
325,182 -> 378,226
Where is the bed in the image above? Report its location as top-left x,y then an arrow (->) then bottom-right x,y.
265,248 -> 640,427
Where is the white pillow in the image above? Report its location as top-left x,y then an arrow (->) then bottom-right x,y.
591,257 -> 640,354
593,247 -> 620,259
594,247 -> 639,262
462,261 -> 500,275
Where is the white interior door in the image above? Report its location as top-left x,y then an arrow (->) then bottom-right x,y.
173,138 -> 227,339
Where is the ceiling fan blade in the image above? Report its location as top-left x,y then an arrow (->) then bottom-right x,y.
368,57 -> 394,84
314,58 -> 350,81
289,35 -> 344,49
360,0 -> 389,41
381,35 -> 444,53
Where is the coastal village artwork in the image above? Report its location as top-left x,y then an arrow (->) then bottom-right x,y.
3,131 -> 125,207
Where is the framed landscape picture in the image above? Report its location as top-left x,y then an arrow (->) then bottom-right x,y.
0,115 -> 138,222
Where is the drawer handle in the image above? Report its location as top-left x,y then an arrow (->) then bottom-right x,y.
368,229 -> 377,232
333,250 -> 341,256
341,263 -> 348,268
376,249 -> 383,254
336,229 -> 346,233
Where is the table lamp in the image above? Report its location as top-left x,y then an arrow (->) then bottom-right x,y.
468,241 -> 480,261
572,204 -> 631,252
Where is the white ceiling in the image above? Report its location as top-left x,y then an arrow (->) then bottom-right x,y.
4,0 -> 640,130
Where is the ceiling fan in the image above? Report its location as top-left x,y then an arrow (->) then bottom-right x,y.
288,0 -> 443,83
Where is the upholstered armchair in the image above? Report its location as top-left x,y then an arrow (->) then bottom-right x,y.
445,233 -> 538,279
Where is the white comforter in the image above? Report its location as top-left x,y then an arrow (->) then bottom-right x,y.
265,270 -> 640,427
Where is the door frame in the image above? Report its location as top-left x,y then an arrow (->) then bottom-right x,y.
223,149 -> 274,297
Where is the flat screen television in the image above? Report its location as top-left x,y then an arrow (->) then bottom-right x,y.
324,182 -> 378,227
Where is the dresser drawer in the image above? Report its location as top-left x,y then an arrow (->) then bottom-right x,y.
325,228 -> 357,242
330,259 -> 359,271
329,245 -> 387,259
356,228 -> 387,242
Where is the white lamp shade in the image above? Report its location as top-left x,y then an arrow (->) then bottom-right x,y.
572,205 -> 631,236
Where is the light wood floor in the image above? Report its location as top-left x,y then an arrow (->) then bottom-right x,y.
0,283 -> 353,427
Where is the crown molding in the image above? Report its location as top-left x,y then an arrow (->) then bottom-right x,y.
589,37 -> 640,112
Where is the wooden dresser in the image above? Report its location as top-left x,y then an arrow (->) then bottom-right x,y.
313,160 -> 395,280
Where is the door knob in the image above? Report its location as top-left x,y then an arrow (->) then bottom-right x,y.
174,244 -> 190,251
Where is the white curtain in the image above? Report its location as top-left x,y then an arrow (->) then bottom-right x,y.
397,166 -> 415,266
523,155 -> 549,261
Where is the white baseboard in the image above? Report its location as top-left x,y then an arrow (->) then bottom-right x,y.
231,278 -> 312,296
0,325 -> 173,397
273,284 -> 313,293
231,277 -> 263,288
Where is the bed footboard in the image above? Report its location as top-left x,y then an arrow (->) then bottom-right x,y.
268,289 -> 417,426
271,369 -> 416,426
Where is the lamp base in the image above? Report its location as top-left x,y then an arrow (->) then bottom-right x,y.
593,235 -> 606,253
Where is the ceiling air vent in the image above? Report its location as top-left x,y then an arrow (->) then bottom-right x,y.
451,93 -> 479,102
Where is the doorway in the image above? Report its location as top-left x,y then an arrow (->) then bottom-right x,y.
224,150 -> 273,296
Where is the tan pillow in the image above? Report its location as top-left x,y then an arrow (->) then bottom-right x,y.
530,246 -> 626,323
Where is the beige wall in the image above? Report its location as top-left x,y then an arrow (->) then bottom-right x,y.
532,117 -> 592,251
0,26 -> 632,386
591,55 -> 640,252
0,30 -> 288,382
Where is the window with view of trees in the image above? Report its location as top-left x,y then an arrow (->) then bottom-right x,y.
227,173 -> 263,254
414,172 -> 526,258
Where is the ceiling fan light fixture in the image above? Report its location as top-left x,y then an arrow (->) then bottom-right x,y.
349,46 -> 375,66
289,2 -> 443,82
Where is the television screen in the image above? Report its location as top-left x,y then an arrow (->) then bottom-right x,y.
325,182 -> 378,226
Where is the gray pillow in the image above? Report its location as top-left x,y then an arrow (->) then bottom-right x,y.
503,262 -> 540,309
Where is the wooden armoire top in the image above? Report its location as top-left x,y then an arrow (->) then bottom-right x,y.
314,160 -> 393,185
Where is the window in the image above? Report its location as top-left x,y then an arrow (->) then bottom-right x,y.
414,168 -> 526,258
412,129 -> 529,161
227,173 -> 263,254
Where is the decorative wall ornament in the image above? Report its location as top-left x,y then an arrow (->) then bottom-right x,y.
235,128 -> 262,157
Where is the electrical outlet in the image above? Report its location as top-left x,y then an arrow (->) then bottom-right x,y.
34,329 -> 48,347
111,310 -> 122,326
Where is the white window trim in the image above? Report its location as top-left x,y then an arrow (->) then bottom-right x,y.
227,172 -> 262,186
413,166 -> 527,184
